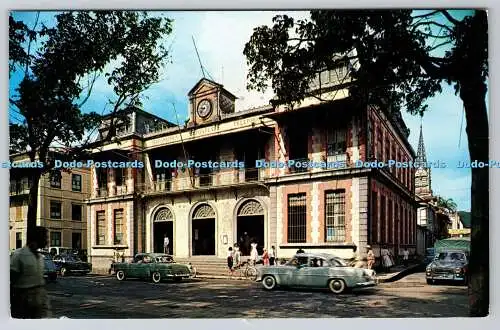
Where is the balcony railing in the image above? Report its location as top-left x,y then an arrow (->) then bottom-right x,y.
288,158 -> 311,174
144,167 -> 264,194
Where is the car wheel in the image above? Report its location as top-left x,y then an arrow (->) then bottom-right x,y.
116,270 -> 125,281
328,279 -> 346,294
152,272 -> 161,283
60,267 -> 67,277
262,275 -> 277,290
245,267 -> 258,281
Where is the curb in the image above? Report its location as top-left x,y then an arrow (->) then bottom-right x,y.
376,264 -> 423,283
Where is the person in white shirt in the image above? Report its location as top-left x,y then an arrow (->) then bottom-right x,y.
10,226 -> 51,318
163,234 -> 170,255
269,246 -> 276,265
250,242 -> 258,265
402,248 -> 410,267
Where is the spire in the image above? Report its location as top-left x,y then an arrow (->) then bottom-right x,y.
416,123 -> 427,164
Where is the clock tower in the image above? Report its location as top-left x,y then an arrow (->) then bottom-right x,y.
187,78 -> 237,126
415,124 -> 432,198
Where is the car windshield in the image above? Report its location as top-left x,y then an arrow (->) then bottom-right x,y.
330,257 -> 347,267
155,256 -> 174,263
62,254 -> 81,262
436,252 -> 466,261
286,256 -> 309,266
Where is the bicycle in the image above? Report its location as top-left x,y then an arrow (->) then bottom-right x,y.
235,259 -> 258,280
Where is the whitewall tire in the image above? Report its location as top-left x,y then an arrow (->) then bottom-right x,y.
328,279 -> 346,294
152,272 -> 161,283
262,275 -> 277,290
116,270 -> 125,281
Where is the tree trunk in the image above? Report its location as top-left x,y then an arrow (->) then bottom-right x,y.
26,169 -> 42,245
461,80 -> 489,317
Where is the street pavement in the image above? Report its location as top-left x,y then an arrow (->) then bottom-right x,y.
44,272 -> 468,318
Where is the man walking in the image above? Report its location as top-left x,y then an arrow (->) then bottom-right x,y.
10,226 -> 51,318
164,234 -> 170,255
402,248 -> 410,267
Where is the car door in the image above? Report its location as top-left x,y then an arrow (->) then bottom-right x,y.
290,256 -> 313,287
308,258 -> 330,288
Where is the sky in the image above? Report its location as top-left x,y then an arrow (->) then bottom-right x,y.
9,10 -> 483,212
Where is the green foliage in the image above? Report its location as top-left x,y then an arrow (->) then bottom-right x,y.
243,10 -> 487,114
9,11 -> 173,164
435,196 -> 458,213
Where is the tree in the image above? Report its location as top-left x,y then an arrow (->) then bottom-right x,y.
243,10 -> 488,316
435,196 -> 458,213
9,11 -> 173,246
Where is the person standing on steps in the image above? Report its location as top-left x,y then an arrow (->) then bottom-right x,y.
163,234 -> 170,255
227,247 -> 234,276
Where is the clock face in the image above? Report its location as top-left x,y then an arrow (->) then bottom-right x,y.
197,99 -> 212,118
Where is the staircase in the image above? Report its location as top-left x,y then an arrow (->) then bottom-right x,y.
175,256 -> 228,276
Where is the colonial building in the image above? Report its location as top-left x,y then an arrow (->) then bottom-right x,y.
9,152 -> 91,251
448,211 -> 471,237
87,73 -> 417,272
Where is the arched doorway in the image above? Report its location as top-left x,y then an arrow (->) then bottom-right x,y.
191,204 -> 216,255
236,200 -> 265,256
153,207 -> 174,254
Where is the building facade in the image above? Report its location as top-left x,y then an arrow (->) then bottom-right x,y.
86,75 -> 418,271
9,153 -> 91,251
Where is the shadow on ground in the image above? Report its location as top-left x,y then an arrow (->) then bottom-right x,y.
45,276 -> 468,318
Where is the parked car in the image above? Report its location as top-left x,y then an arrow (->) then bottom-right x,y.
42,253 -> 58,282
255,253 -> 377,294
52,254 -> 92,276
113,253 -> 192,283
426,250 -> 468,285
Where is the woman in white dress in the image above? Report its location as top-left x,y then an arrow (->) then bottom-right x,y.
380,246 -> 393,272
250,242 -> 258,265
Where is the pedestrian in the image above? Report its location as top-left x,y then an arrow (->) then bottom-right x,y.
233,245 -> 241,270
250,241 -> 258,266
10,226 -> 51,318
227,247 -> 234,276
296,247 -> 305,254
269,245 -> 276,266
163,234 -> 170,255
243,232 -> 250,256
262,248 -> 270,266
366,246 -> 375,270
381,246 -> 394,273
402,247 -> 410,267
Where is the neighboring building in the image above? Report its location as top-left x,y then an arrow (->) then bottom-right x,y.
414,123 -> 438,256
9,152 -> 91,251
448,211 -> 471,237
86,73 -> 418,272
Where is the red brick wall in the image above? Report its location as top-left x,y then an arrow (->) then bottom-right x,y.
371,179 -> 414,247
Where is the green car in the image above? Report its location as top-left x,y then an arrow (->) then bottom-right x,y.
113,253 -> 192,283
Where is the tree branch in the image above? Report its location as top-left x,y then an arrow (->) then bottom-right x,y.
24,11 -> 40,77
412,10 -> 441,19
411,21 -> 454,34
440,10 -> 461,25
428,40 -> 453,52
78,71 -> 99,107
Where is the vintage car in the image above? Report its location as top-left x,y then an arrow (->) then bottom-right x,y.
113,253 -> 192,283
42,253 -> 58,282
256,253 -> 377,294
426,250 -> 468,285
52,254 -> 92,276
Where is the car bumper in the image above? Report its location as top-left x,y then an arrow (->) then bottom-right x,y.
354,280 -> 377,288
426,273 -> 465,281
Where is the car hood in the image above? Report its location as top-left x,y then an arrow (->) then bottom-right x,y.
430,260 -> 467,268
